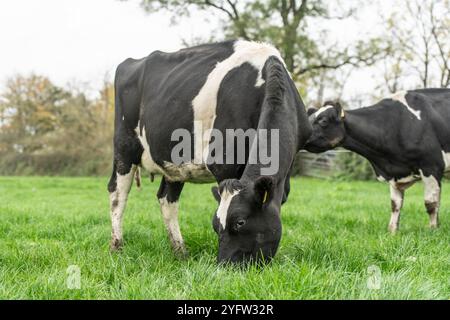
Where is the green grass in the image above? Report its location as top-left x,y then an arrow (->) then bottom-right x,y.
0,176 -> 449,299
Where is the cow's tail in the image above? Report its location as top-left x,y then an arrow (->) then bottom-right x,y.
263,56 -> 286,110
134,167 -> 141,190
113,63 -> 125,129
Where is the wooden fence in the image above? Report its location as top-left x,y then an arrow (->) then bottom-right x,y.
295,149 -> 351,178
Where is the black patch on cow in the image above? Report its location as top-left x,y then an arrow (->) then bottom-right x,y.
391,200 -> 397,212
157,176 -> 184,203
111,198 -> 119,208
140,41 -> 235,166
425,201 -> 438,215
209,62 -> 263,180
107,163 -> 117,193
211,186 -> 221,203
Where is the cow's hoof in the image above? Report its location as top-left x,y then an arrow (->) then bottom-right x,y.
174,247 -> 189,260
429,223 -> 439,230
110,238 -> 123,252
388,225 -> 398,234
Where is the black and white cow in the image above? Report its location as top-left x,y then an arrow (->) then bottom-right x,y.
305,89 -> 450,232
107,40 -> 311,264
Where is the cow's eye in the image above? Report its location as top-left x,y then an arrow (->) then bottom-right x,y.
236,219 -> 246,230
319,118 -> 328,127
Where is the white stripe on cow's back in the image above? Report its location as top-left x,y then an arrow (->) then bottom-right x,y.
314,105 -> 334,118
216,189 -> 240,229
192,40 -> 284,164
390,91 -> 422,120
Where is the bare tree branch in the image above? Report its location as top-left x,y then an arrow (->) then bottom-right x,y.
202,0 -> 249,39
204,0 -> 234,20
226,0 -> 240,20
296,50 -> 385,76
430,8 -> 450,87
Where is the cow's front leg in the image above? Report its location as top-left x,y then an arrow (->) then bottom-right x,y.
388,182 -> 405,233
157,177 -> 187,257
420,172 -> 441,229
108,163 -> 137,251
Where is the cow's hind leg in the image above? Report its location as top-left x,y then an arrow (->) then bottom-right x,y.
108,162 -> 137,251
157,177 -> 187,257
420,171 -> 441,229
388,183 -> 405,233
388,181 -> 415,233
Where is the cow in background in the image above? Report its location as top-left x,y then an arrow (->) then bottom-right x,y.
305,89 -> 450,232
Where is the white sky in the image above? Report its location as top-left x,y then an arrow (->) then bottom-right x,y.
0,0 -> 396,104
0,0 -> 213,93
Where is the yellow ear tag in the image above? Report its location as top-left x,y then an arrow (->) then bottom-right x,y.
262,191 -> 268,204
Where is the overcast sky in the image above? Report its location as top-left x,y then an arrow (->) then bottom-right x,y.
0,0 -> 395,103
0,0 -> 214,92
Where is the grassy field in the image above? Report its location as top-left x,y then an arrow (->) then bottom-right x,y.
0,176 -> 448,299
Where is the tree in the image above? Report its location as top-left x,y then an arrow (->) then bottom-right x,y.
126,0 -> 388,102
0,75 -> 70,154
0,74 -> 114,175
380,0 -> 450,92
430,0 -> 450,87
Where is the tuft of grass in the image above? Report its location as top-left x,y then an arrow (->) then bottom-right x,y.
0,176 -> 448,299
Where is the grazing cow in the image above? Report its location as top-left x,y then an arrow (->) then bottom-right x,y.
305,89 -> 450,232
108,40 -> 311,264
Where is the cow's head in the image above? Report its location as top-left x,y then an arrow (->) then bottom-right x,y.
211,177 -> 281,265
304,101 -> 346,153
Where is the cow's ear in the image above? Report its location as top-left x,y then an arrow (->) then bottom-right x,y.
212,214 -> 220,234
254,176 -> 275,206
307,108 -> 318,117
211,186 -> 221,203
333,102 -> 344,118
324,101 -> 344,118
